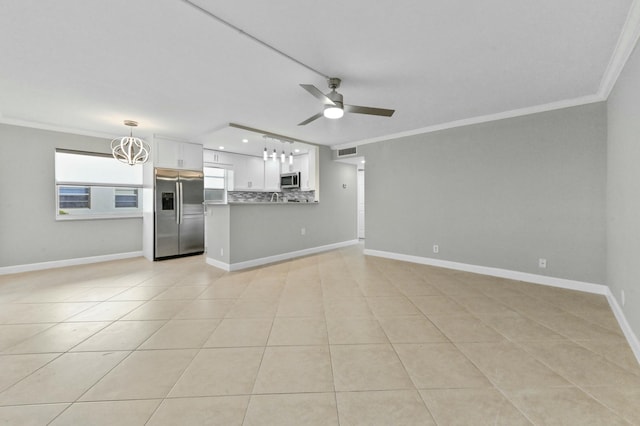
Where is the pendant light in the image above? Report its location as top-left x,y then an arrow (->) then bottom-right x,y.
111,120 -> 150,165
262,135 -> 268,161
280,150 -> 285,163
271,148 -> 277,161
289,152 -> 293,165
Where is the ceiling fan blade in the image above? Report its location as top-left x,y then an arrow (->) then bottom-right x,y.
344,104 -> 395,117
298,112 -> 324,126
300,84 -> 336,105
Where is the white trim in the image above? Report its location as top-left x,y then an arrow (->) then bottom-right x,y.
206,239 -> 360,272
364,248 -> 640,364
56,214 -> 143,221
364,249 -> 607,294
0,116 -> 117,140
0,251 -> 144,275
598,0 -> 640,98
205,257 -> 231,272
331,94 -> 604,151
605,289 -> 640,364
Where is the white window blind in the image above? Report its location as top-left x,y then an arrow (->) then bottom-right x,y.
55,150 -> 143,219
55,150 -> 143,185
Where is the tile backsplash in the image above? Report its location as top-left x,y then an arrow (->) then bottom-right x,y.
228,189 -> 315,203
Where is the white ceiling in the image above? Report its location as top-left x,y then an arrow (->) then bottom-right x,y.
0,0 -> 635,157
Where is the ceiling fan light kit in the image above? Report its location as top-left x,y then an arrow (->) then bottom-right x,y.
324,106 -> 344,119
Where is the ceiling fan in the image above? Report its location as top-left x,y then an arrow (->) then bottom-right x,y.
298,78 -> 395,126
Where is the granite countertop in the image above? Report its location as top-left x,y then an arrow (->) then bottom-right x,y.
227,200 -> 317,205
204,201 -> 318,205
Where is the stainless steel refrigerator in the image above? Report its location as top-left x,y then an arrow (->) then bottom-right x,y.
154,168 -> 204,259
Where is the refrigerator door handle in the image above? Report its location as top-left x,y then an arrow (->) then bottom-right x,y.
179,181 -> 184,225
175,181 -> 181,225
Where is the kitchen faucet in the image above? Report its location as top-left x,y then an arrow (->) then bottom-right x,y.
270,192 -> 280,202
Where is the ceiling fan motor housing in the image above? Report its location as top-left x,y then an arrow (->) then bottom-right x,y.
328,77 -> 341,90
327,90 -> 344,108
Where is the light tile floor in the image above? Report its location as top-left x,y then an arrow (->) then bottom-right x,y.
0,245 -> 639,425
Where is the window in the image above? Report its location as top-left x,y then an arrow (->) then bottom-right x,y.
115,188 -> 139,208
204,166 -> 227,203
55,149 -> 143,219
58,186 -> 91,209
204,166 -> 225,189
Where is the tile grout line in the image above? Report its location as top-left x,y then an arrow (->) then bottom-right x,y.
240,289 -> 278,425
381,265 -> 535,425
138,290 -> 227,424
320,268 -> 343,426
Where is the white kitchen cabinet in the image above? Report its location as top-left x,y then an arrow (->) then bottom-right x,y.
227,169 -> 234,191
306,148 -> 316,191
155,138 -> 203,170
299,154 -> 310,190
289,152 -> 316,191
290,154 -> 304,174
233,155 -> 264,190
264,159 -> 281,191
230,155 -> 246,190
203,149 -> 233,166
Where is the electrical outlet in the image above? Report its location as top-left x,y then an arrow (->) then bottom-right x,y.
301,227 -> 306,235
433,245 -> 439,254
621,289 -> 626,307
538,258 -> 547,268
220,248 -> 224,256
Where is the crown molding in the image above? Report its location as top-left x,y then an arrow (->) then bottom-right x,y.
598,0 -> 640,98
0,116 -> 116,140
333,1 -> 640,152
331,94 -> 604,151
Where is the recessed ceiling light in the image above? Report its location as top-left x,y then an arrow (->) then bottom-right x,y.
361,160 -> 366,164
294,149 -> 300,153
242,138 -> 248,143
219,146 -> 225,150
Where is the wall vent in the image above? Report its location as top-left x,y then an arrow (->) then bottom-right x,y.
337,147 -> 357,158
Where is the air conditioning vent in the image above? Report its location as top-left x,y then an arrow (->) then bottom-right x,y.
337,147 -> 357,158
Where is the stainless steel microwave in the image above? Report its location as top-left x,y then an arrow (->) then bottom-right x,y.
280,172 -> 300,189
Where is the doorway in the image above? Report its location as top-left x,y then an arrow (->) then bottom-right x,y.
357,168 -> 365,239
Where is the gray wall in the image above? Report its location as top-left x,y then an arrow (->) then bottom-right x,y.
0,124 -> 143,268
361,102 -> 607,284
607,42 -> 640,335
206,146 -> 357,264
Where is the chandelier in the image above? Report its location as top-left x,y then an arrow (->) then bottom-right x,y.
111,120 -> 150,165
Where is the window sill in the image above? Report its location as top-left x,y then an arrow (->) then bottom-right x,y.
55,214 -> 143,221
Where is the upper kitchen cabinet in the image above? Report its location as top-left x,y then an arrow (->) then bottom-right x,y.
155,137 -> 203,171
285,148 -> 316,191
233,155 -> 264,190
306,148 -> 317,192
264,159 -> 281,191
204,149 -> 233,166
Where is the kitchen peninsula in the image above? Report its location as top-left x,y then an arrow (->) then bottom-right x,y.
204,145 -> 359,271
205,201 -> 332,271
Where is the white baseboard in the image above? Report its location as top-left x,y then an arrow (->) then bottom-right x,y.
0,251 -> 144,275
364,248 -> 640,365
206,239 -> 360,272
364,249 -> 607,294
205,257 -> 231,272
605,289 -> 640,365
